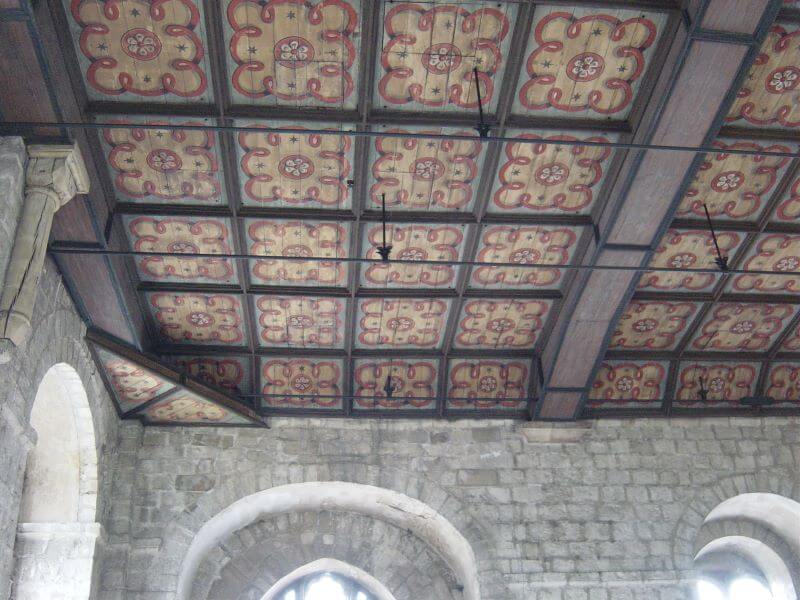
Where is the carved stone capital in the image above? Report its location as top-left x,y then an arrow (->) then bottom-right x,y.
0,142 -> 89,363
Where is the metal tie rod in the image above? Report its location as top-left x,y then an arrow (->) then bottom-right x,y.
47,245 -> 796,277
4,120 -> 800,158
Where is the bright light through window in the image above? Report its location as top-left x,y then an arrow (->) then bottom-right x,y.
306,575 -> 347,600
282,591 -> 296,600
356,594 -> 368,600
697,580 -> 725,600
729,578 -> 772,600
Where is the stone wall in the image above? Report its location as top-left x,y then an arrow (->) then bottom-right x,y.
0,137 -> 120,599
106,416 -> 800,600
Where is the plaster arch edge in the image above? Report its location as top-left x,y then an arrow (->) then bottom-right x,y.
176,481 -> 481,600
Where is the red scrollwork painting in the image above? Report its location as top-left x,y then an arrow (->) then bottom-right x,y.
517,11 -> 659,116
454,299 -> 551,349
589,361 -> 666,405
611,301 -> 699,350
377,3 -> 511,109
676,363 -> 758,404
261,358 -> 342,408
127,216 -> 235,283
727,24 -> 800,129
731,234 -> 800,294
103,121 -> 222,204
69,0 -> 210,99
174,356 -> 247,393
255,296 -> 345,348
354,360 -> 437,409
238,126 -> 352,207
472,225 -> 578,289
691,303 -> 796,352
448,360 -> 528,409
491,133 -> 613,213
362,224 -> 464,288
227,0 -> 359,106
765,364 -> 800,402
358,299 -> 449,348
149,293 -> 245,346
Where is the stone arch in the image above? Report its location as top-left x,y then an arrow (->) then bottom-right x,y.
262,558 -> 397,600
18,363 -> 98,523
195,510 -> 460,600
12,362 -> 103,599
672,468 -> 800,571
176,482 -> 479,600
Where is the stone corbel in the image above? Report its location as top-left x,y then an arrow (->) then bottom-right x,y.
0,143 -> 89,363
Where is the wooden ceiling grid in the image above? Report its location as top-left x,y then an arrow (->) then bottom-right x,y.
590,3 -> 800,415
19,0 -> 800,421
40,0 -> 687,421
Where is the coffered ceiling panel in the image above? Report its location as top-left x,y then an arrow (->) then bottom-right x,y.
99,117 -> 227,205
513,7 -> 667,120
260,357 -> 344,410
469,224 -> 583,291
253,296 -> 346,349
638,229 -> 745,293
688,303 -> 798,352
64,0 -> 214,103
171,355 -> 253,397
368,127 -> 485,213
124,215 -> 238,285
588,360 -> 668,409
224,0 -> 362,108
452,299 -> 552,350
355,298 -> 451,350
246,219 -> 350,288
147,292 -> 248,348
726,23 -> 800,130
765,364 -> 800,404
94,346 -> 177,414
353,359 -> 439,410
487,131 -> 617,215
446,359 -> 529,411
610,301 -> 701,351
674,362 -> 760,406
360,223 -> 468,289
374,2 -> 516,113
727,234 -> 800,295
780,323 -> 800,351
236,122 -> 355,208
674,140 -> 792,222
138,389 -> 253,425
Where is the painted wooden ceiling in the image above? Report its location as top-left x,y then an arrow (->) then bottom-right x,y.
590,10 -> 800,414
48,0 -> 800,420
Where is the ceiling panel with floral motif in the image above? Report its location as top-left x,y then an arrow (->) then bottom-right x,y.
138,390 -> 253,425
252,295 -> 347,349
469,224 -> 584,291
224,0 -> 362,109
513,6 -> 667,120
674,140 -> 792,222
374,2 -> 517,113
98,117 -> 227,206
446,359 -> 530,411
355,298 -> 452,350
63,0 -> 214,103
367,126 -> 486,213
353,358 -> 439,410
146,292 -> 249,348
235,122 -> 355,209
610,301 -> 701,351
588,360 -> 668,409
124,215 -> 238,285
246,219 -> 350,288
638,229 -> 745,293
765,364 -> 800,404
93,346 -> 177,414
453,299 -> 552,350
170,355 -> 253,397
727,234 -> 800,295
674,362 -> 760,406
726,23 -> 800,131
359,222 -> 468,289
260,357 -> 344,410
687,303 -> 798,353
487,130 -> 617,216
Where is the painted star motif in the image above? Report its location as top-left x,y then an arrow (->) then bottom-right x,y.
130,8 -> 140,17
177,44 -> 187,52
97,42 -> 108,51
431,87 -> 441,94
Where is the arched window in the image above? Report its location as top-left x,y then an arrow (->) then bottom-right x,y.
276,572 -> 374,600
693,493 -> 800,600
12,363 -> 100,600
